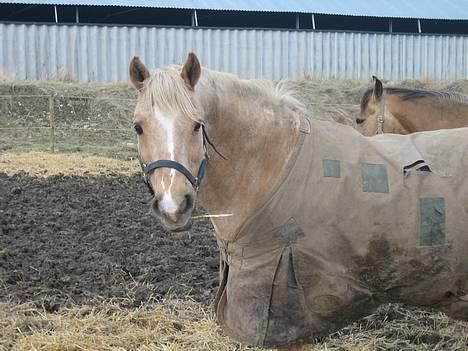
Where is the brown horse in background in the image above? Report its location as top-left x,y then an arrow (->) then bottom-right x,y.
357,76 -> 468,136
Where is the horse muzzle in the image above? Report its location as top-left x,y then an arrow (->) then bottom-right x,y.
151,193 -> 195,232
160,217 -> 193,232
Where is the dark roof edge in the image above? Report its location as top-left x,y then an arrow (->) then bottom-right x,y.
1,20 -> 467,37
0,2 -> 467,20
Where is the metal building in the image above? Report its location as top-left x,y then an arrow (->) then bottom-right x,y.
0,0 -> 467,81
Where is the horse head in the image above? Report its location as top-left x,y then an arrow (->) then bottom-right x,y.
129,53 -> 204,232
357,76 -> 407,136
357,76 -> 385,135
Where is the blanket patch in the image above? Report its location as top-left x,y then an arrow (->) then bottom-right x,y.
275,218 -> 305,245
420,197 -> 446,246
323,159 -> 341,178
309,294 -> 343,315
361,163 -> 389,193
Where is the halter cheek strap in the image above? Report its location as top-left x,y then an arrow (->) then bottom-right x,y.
376,100 -> 385,135
138,124 -> 227,196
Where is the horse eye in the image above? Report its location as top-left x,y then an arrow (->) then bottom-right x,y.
134,123 -> 143,135
193,122 -> 202,132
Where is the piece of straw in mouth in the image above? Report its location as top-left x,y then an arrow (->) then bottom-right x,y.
192,213 -> 233,220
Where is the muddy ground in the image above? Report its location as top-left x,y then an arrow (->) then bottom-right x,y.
0,172 -> 219,311
1,171 -> 467,351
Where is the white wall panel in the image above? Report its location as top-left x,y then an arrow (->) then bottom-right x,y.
0,23 -> 466,82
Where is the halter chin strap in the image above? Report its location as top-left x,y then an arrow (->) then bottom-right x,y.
138,124 -> 228,196
376,100 -> 385,135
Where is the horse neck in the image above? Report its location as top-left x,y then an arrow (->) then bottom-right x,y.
385,94 -> 468,132
195,77 -> 303,242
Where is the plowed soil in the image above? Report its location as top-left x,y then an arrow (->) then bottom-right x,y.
0,172 -> 219,311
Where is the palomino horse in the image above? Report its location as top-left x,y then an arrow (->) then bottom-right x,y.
129,53 -> 468,350
357,76 -> 468,136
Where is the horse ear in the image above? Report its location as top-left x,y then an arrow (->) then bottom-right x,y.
129,56 -> 150,90
181,52 -> 201,89
372,75 -> 383,100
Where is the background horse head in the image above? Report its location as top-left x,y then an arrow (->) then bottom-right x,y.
357,76 -> 468,136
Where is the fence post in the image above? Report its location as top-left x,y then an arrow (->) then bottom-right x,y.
48,94 -> 56,153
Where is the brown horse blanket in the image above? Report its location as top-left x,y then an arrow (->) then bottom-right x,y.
215,119 -> 468,348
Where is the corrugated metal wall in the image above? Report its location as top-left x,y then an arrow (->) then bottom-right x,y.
1,23 -> 467,81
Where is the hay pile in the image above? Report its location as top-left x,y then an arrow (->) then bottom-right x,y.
0,300 -> 244,351
1,301 -> 466,351
0,151 -> 139,177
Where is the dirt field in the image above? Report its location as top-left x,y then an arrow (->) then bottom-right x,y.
0,173 -> 219,310
1,78 -> 468,350
2,154 -> 467,351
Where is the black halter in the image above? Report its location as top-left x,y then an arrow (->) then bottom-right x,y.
138,124 -> 227,196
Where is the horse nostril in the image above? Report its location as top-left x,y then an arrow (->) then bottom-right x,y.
177,194 -> 193,214
183,194 -> 194,213
152,199 -> 160,214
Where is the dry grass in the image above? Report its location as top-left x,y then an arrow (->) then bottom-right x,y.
1,301 -> 466,351
1,79 -> 467,157
319,304 -> 468,350
0,151 -> 139,177
0,300 -> 260,351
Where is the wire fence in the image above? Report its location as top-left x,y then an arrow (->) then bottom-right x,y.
0,93 -> 138,157
0,93 -> 360,157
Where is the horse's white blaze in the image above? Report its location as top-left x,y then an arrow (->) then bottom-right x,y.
155,108 -> 180,215
159,193 -> 180,217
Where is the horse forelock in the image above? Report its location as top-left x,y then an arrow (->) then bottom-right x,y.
141,67 -> 200,122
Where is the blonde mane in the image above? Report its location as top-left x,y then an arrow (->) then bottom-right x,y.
202,68 -> 306,114
141,64 -> 305,121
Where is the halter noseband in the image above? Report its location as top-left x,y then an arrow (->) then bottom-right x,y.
138,124 -> 227,196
